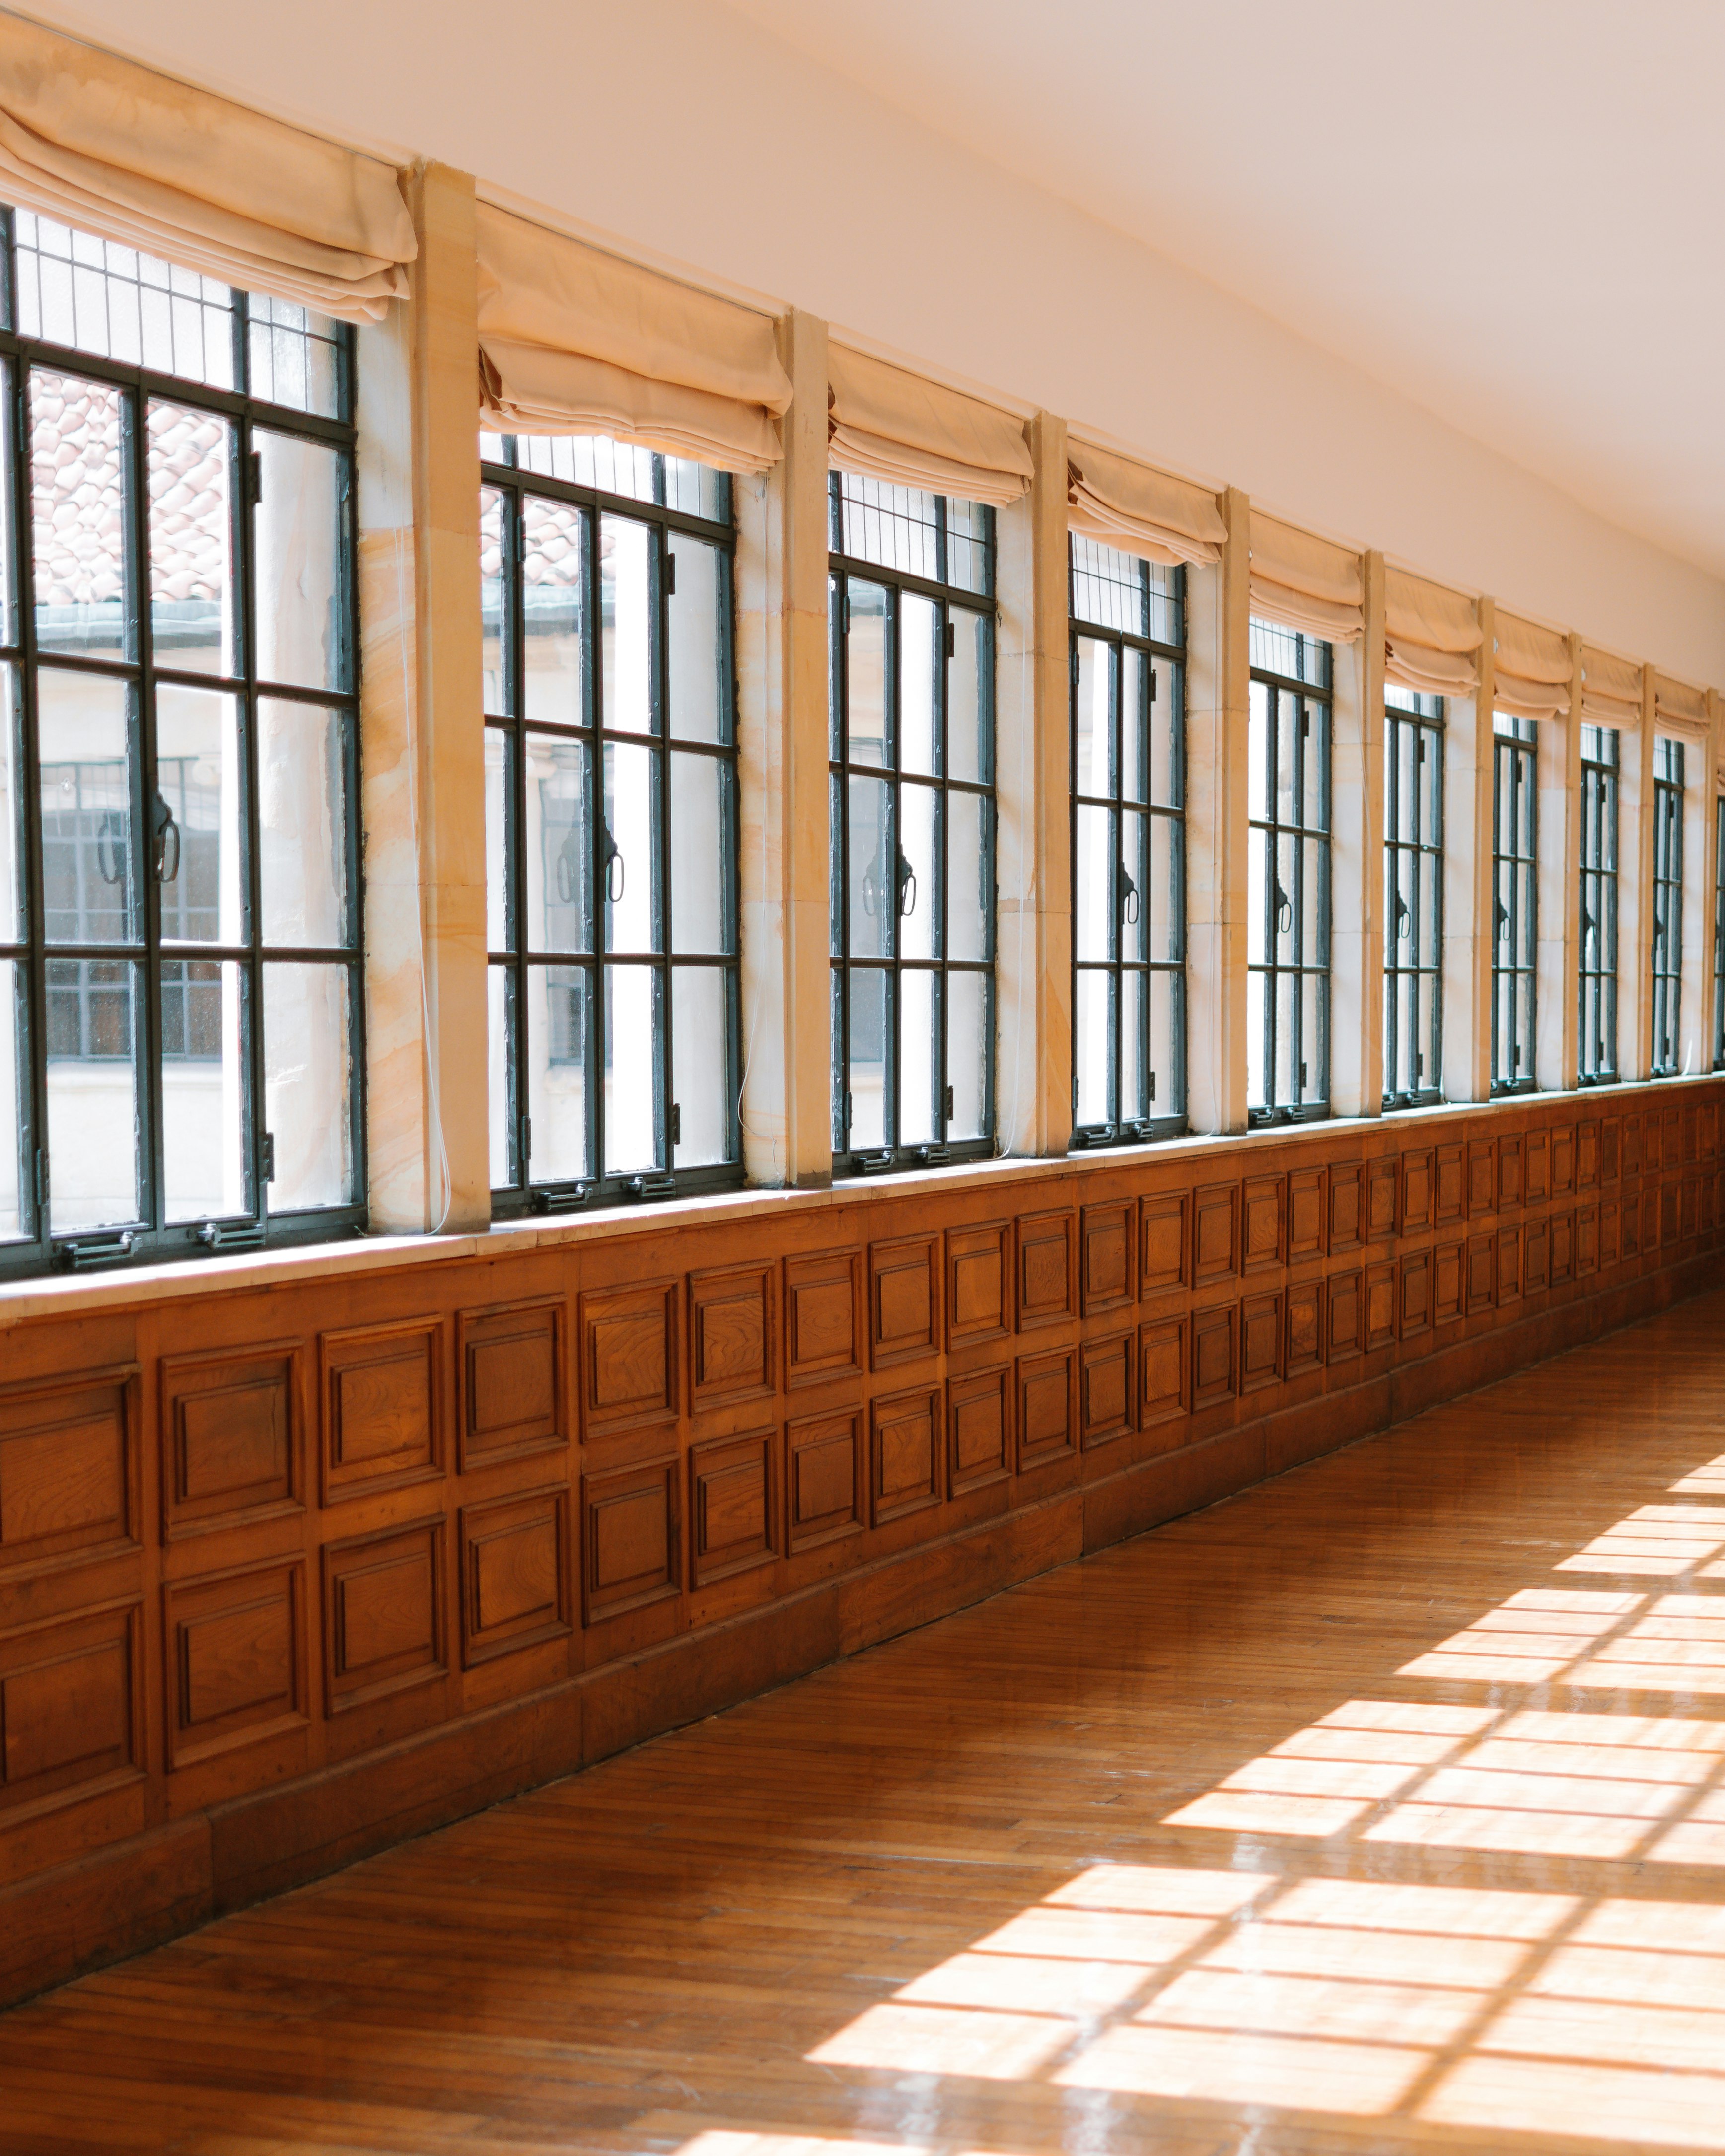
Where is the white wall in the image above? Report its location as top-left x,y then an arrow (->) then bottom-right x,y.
22,0 -> 1725,685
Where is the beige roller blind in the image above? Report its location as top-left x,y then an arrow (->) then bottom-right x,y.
1493,612 -> 1571,721
1384,568 -> 1480,696
1654,671 -> 1710,734
1580,646 -> 1644,727
476,204 -> 791,473
1066,440 -> 1225,568
828,343 -> 1031,507
0,14 -> 413,321
1248,513 -> 1363,642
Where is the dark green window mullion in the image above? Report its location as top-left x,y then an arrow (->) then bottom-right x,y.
234,395 -> 266,1224
8,342 -> 45,1253
651,521 -> 671,1175
506,477 -> 529,1189
585,488 -> 607,1180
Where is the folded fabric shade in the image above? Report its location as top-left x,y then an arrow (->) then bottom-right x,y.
1066,439 -> 1225,567
1494,612 -> 1572,721
1249,513 -> 1363,642
1385,568 -> 1480,696
828,343 -> 1031,507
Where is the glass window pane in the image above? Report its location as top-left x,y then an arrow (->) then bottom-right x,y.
522,495 -> 585,728
843,580 -> 888,767
527,734 -> 590,956
604,963 -> 661,1174
1075,803 -> 1114,964
247,297 -> 344,420
0,364 -> 13,647
147,401 -> 234,676
947,969 -> 990,1141
1120,967 -> 1146,1123
39,668 -> 138,945
257,698 -> 348,950
0,961 -> 24,1240
1122,646 -> 1150,806
602,740 -> 660,954
1075,968 -> 1113,1128
254,430 -> 347,693
1122,808 -> 1149,965
900,594 -> 938,777
899,780 -> 936,962
847,774 -> 893,960
847,969 -> 889,1150
899,967 -> 938,1146
1302,972 -> 1327,1102
1149,968 -> 1180,1117
162,958 -> 246,1222
1275,969 -> 1298,1107
485,727 -> 511,954
1248,823 -> 1268,967
263,961 -> 352,1209
601,514 -> 655,737
672,964 -> 733,1168
488,964 -> 514,1190
1074,637 -> 1110,798
526,963 -> 589,1182
480,487 -> 509,717
47,955 -> 141,1231
157,686 -> 242,947
1248,966 -> 1268,1111
670,752 -> 731,955
948,607 -> 990,786
15,214 -> 235,387
0,663 -> 20,943
947,789 -> 989,964
667,536 -> 726,744
32,369 -> 131,661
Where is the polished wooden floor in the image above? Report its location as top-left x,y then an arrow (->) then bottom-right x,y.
6,1290 -> 1725,2155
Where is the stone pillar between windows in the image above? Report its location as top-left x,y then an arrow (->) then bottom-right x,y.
1534,638 -> 1581,1093
1330,551 -> 1383,1119
356,161 -> 489,1234
1631,673 -> 1659,1079
1185,486 -> 1249,1135
735,308 -> 830,1188
995,411 -> 1071,1159
1440,596 -> 1494,1103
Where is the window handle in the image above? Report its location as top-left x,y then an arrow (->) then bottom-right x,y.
1496,898 -> 1510,944
152,793 -> 180,885
601,818 -> 625,904
1274,880 -> 1292,934
897,848 -> 916,919
1394,893 -> 1410,941
1119,861 -> 1138,926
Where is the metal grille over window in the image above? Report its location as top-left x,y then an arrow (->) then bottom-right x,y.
0,205 -> 361,1272
1579,723 -> 1620,1084
1248,618 -> 1331,1124
1651,736 -> 1685,1077
828,473 -> 996,1172
1491,713 -> 1538,1093
480,432 -> 740,1210
1382,686 -> 1443,1107
1070,536 -> 1184,1144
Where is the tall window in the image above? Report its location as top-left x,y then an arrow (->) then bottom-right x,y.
1650,735 -> 1684,1077
1382,686 -> 1443,1107
1248,619 -> 1330,1124
1714,795 -> 1725,1072
481,435 -> 739,1208
0,207 -> 360,1272
1070,536 -> 1184,1144
1491,714 -> 1538,1093
1578,724 -> 1619,1083
828,475 -> 995,1171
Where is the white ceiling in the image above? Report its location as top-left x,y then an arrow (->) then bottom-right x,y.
725,0 -> 1725,579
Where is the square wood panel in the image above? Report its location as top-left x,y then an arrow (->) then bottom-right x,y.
1523,1216 -> 1550,1294
1016,1211 -> 1077,1330
1623,1113 -> 1642,1176
1080,1201 -> 1136,1317
1139,1318 -> 1189,1429
1325,1271 -> 1362,1363
1366,1160 -> 1397,1244
688,1266 -> 776,1413
1285,1279 -> 1323,1375
580,1282 -> 678,1437
1600,1198 -> 1621,1266
1239,1291 -> 1284,1394
869,1236 -> 941,1370
0,1601 -> 142,1815
0,1364 -> 140,1577
456,1300 -> 565,1471
688,1431 -> 777,1588
1328,1163 -> 1364,1253
1399,1149 -> 1434,1235
1433,1241 -> 1463,1325
1192,1303 -> 1238,1405
1364,1262 -> 1396,1353
1078,1333 -> 1134,1449
1496,1226 -> 1523,1306
1399,1249 -> 1431,1341
1524,1129 -> 1550,1203
1497,1134 -> 1523,1212
1193,1183 -> 1242,1284
1139,1191 -> 1190,1294
166,1557 -> 306,1768
784,1249 -> 863,1390
1242,1176 -> 1286,1273
161,1344 -> 301,1538
322,1519 -> 447,1714
786,1411 -> 864,1552
1551,1211 -> 1575,1286
459,1487 -> 571,1665
947,1367 -> 1011,1493
1466,1233 -> 1496,1312
1602,1117 -> 1621,1181
871,1387 -> 942,1524
1578,1119 -> 1600,1190
1015,1350 -> 1076,1472
1467,1141 -> 1497,1217
1435,1143 -> 1464,1224
582,1460 -> 679,1623
1288,1166 -> 1326,1260
1576,1204 -> 1600,1276
946,1222 -> 1010,1349
320,1318 -> 445,1504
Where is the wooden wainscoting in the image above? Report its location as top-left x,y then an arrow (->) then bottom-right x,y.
0,1080 -> 1720,2006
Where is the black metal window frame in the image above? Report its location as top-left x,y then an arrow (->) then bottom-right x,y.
1491,713 -> 1538,1095
1713,793 -> 1725,1072
1068,536 -> 1185,1147
1382,686 -> 1444,1109
828,474 -> 997,1176
480,439 -> 742,1214
1248,620 -> 1331,1126
1650,734 -> 1684,1078
0,208 -> 363,1278
1578,722 -> 1620,1085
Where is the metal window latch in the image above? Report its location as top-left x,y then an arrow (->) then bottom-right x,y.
625,1173 -> 677,1201
850,1149 -> 894,1174
57,1230 -> 137,1271
196,1219 -> 265,1253
530,1179 -> 590,1214
152,792 -> 180,884
916,1143 -> 951,1166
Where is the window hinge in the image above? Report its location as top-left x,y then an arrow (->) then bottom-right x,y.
246,448 -> 262,506
522,1115 -> 532,1161
32,1146 -> 45,1210
664,549 -> 676,597
625,1172 -> 678,1201
259,1131 -> 276,1183
529,1179 -> 590,1214
1072,1077 -> 1080,1115
843,1089 -> 853,1135
514,514 -> 526,564
843,592 -> 852,631
1299,1060 -> 1308,1088
1070,644 -> 1080,688
944,619 -> 956,660
1149,1071 -> 1157,1102
942,1084 -> 954,1122
1149,664 -> 1158,703
669,1102 -> 682,1146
